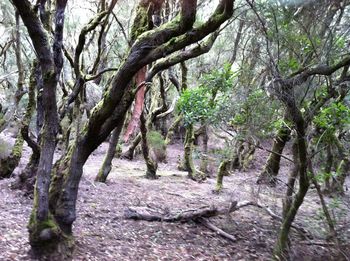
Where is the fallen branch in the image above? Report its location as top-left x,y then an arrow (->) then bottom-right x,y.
124,200 -> 311,238
124,201 -> 238,222
198,217 -> 237,242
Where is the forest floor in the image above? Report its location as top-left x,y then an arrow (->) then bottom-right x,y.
1,131 -> 350,261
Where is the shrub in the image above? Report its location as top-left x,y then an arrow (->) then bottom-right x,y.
147,131 -> 167,162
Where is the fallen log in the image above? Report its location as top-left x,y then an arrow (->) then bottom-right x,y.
124,200 -> 311,239
124,201 -> 238,222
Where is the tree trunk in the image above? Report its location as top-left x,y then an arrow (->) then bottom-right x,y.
324,145 -> 333,192
274,102 -> 309,260
257,124 -> 291,185
182,124 -> 205,180
282,140 -> 299,219
215,160 -> 230,192
165,114 -> 182,145
140,111 -> 158,179
95,120 -> 124,182
12,0 -> 68,258
121,133 -> 142,160
12,61 -> 42,194
200,124 -> 209,175
123,66 -> 147,142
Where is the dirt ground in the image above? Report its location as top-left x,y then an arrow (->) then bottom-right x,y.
0,133 -> 350,261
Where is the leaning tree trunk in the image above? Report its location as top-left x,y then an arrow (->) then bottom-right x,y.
95,119 -> 125,182
123,67 -> 147,142
257,124 -> 291,185
121,133 -> 141,160
274,100 -> 309,260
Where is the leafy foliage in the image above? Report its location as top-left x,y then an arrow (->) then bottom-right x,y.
177,63 -> 235,126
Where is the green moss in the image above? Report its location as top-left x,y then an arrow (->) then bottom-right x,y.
131,4 -> 152,43
12,133 -> 24,157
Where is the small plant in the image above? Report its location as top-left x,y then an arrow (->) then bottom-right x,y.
147,131 -> 167,162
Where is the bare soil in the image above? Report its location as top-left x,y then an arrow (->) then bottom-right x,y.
0,133 -> 350,261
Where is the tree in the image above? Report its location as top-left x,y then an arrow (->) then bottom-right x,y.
12,0 -> 235,258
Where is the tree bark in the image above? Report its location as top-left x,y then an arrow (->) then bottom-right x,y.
140,111 -> 158,179
123,67 -> 147,142
215,159 -> 230,192
257,123 -> 291,185
274,96 -> 309,260
199,124 -> 209,174
12,61 -> 41,194
95,119 -> 125,182
12,0 -> 68,258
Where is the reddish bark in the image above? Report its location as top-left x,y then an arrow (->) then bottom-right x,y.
123,66 -> 147,142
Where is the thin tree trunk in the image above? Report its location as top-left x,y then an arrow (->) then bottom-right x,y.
257,124 -> 291,185
12,61 -> 41,194
324,145 -> 333,192
282,140 -> 299,219
215,159 -> 230,192
121,133 -> 142,160
95,119 -> 125,182
165,114 -> 182,145
140,111 -> 158,179
200,124 -> 209,174
274,103 -> 309,260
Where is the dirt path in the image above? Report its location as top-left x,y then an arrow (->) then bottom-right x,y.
0,140 -> 349,260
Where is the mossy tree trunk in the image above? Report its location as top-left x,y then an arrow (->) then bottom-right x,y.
324,145 -> 333,192
273,94 -> 309,260
39,0 -> 233,257
0,10 -> 30,179
95,119 -> 125,182
200,124 -> 209,175
12,61 -> 40,193
140,111 -> 158,179
257,124 -> 291,185
182,124 -> 205,180
12,0 -> 68,258
215,159 -> 230,192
